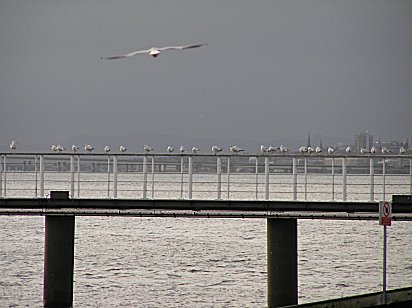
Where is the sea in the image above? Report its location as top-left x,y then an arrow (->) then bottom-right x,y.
0,173 -> 411,307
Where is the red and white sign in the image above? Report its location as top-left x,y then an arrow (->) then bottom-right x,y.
379,201 -> 392,226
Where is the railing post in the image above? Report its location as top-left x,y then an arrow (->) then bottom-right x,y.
70,155 -> 75,198
188,156 -> 193,200
265,157 -> 269,201
40,155 -> 44,198
3,155 -> 7,198
255,157 -> 259,200
370,157 -> 374,201
304,157 -> 308,201
77,155 -> 80,198
106,156 -> 111,198
34,155 -> 38,198
217,156 -> 222,200
227,157 -> 231,200
180,156 -> 184,199
113,156 -> 118,199
151,156 -> 155,199
331,157 -> 335,201
43,191 -> 74,308
292,157 -> 297,201
143,156 -> 148,199
410,158 -> 412,195
0,155 -> 3,198
342,157 -> 347,201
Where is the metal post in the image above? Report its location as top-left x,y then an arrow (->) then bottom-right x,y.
292,157 -> 297,201
34,155 -> 38,198
188,156 -> 193,200
370,157 -> 375,201
77,155 -> 80,198
331,157 -> 335,201
382,158 -> 386,201
382,224 -> 387,305
113,156 -> 118,199
265,157 -> 269,201
267,218 -> 298,307
217,156 -> 222,200
410,158 -> 412,195
180,156 -> 184,199
43,191 -> 74,308
40,155 -> 44,198
3,155 -> 7,198
151,156 -> 155,199
255,157 -> 259,200
0,155 -> 3,198
304,157 -> 308,201
107,156 -> 111,198
143,156 -> 148,199
227,157 -> 231,200
70,156 -> 75,197
342,157 -> 347,201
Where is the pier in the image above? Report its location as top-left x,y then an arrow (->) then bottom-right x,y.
1,152 -> 412,307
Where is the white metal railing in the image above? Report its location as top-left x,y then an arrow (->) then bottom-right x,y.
0,153 -> 411,201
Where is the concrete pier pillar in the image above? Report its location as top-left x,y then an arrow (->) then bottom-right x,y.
267,218 -> 298,308
43,191 -> 75,308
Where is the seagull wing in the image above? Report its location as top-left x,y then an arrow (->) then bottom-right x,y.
101,49 -> 149,60
158,43 -> 207,51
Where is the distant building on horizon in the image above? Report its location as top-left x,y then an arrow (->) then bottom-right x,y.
355,131 -> 373,153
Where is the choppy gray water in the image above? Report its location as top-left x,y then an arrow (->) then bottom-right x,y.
1,174 -> 411,307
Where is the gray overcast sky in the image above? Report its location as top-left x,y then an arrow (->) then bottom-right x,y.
1,0 -> 411,150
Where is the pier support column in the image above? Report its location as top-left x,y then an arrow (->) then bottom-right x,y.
267,218 -> 298,308
43,191 -> 75,308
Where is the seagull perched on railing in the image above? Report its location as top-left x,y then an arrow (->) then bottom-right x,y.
307,146 -> 315,154
279,145 -> 288,154
327,147 -> 335,154
84,144 -> 94,152
51,145 -> 58,152
167,146 -> 174,153
119,145 -> 127,153
101,43 -> 207,59
56,145 -> 64,152
299,146 -> 308,154
179,146 -> 186,153
381,147 -> 391,154
104,146 -> 111,153
315,146 -> 322,154
192,147 -> 199,154
346,146 -> 352,154
71,145 -> 79,153
212,146 -> 222,155
229,145 -> 244,154
10,140 -> 17,150
260,145 -> 269,154
360,148 -> 368,154
370,146 -> 377,154
268,146 -> 278,154
143,145 -> 153,154
399,147 -> 406,155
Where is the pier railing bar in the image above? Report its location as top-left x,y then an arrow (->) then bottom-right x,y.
370,158 -> 374,201
342,158 -> 347,201
180,157 -> 184,199
331,157 -> 335,201
227,157 -> 231,200
39,155 -> 44,198
188,156 -> 193,200
151,156 -> 155,199
304,157 -> 308,201
113,156 -> 118,199
217,156 -> 222,200
255,157 -> 259,200
34,155 -> 38,198
142,156 -> 148,199
70,156 -> 75,197
293,157 -> 297,201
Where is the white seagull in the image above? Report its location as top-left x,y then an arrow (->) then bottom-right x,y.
51,145 -> 58,152
167,146 -> 174,153
10,140 -> 17,150
260,145 -> 269,154
119,145 -> 127,152
299,146 -> 308,154
360,148 -> 368,154
56,144 -> 64,152
179,146 -> 186,153
399,147 -> 406,155
315,146 -> 322,154
229,145 -> 244,154
346,146 -> 352,154
192,147 -> 199,154
143,145 -> 153,154
104,145 -> 111,153
279,145 -> 288,154
381,147 -> 391,154
101,43 -> 207,60
212,146 -> 222,155
268,146 -> 279,154
327,147 -> 335,154
72,145 -> 79,153
84,144 -> 94,152
370,146 -> 377,154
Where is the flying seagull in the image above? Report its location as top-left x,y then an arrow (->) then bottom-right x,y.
101,43 -> 207,60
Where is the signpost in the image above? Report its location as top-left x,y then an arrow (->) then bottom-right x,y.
379,201 -> 392,304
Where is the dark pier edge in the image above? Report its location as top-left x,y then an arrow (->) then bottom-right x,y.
267,218 -> 298,307
43,191 -> 75,308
